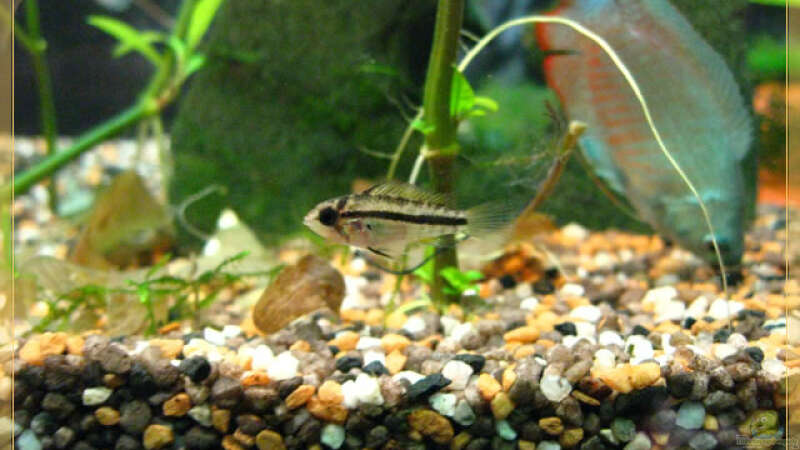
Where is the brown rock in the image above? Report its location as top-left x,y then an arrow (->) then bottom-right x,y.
222,435 -> 244,450
95,406 -> 121,426
252,255 -> 345,334
143,424 -> 174,449
385,350 -> 407,375
317,380 -> 343,404
66,335 -> 85,356
504,326 -> 540,343
212,408 -> 231,433
233,428 -> 256,447
381,334 -> 411,353
149,339 -> 184,359
408,409 -> 454,444
285,384 -> 315,409
307,395 -> 348,424
477,373 -> 502,401
256,429 -> 286,450
163,393 -> 192,416
328,331 -> 360,352
539,416 -> 564,435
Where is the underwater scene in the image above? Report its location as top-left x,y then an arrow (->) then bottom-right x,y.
2,0 -> 796,449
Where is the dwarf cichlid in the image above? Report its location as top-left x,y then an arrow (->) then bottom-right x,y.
304,183 -> 512,260
537,0 -> 752,266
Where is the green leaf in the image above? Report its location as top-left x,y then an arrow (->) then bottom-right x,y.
473,96 -> 499,113
411,117 -> 435,135
87,15 -> 163,66
186,53 -> 207,76
112,30 -> 165,58
440,267 -> 483,294
186,0 -> 225,50
450,67 -> 475,118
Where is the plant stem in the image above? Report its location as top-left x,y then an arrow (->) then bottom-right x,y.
7,102 -> 153,198
421,0 -> 464,305
24,0 -> 60,212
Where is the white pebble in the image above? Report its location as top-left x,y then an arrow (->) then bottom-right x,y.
540,374 -> 572,402
354,373 -> 384,406
726,333 -> 748,349
520,297 -> 539,311
570,305 -> 602,323
559,283 -> 585,298
188,404 -> 212,427
349,257 -> 367,272
450,323 -> 477,342
222,325 -> 242,338
203,327 -> 226,346
341,380 -> 360,409
514,283 -> 533,298
713,344 -> 738,360
250,345 -> 275,372
393,371 -> 424,385
654,300 -> 686,323
761,358 -> 786,381
625,335 -> 654,364
708,298 -> 744,321
592,251 -> 615,269
442,360 -> 474,391
593,349 -> 616,369
598,331 -> 624,347
440,317 -> 461,336
362,349 -> 386,367
356,336 -> 383,350
403,316 -> 427,334
267,351 -> 299,381
643,286 -> 677,305
685,296 -> 709,319
575,321 -> 596,338
82,387 -> 112,406
562,223 -> 589,241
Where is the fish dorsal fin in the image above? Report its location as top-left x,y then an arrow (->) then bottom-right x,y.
361,182 -> 448,205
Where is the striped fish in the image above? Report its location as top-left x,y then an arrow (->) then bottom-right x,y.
303,183 -> 512,259
537,0 -> 752,266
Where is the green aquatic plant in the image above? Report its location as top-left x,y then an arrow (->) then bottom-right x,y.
31,251 -> 271,335
1,0 -> 225,200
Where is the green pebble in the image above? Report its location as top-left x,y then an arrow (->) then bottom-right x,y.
320,424 -> 345,450
451,432 -> 472,450
429,393 -> 457,417
537,441 -> 562,450
599,428 -> 619,445
495,419 -> 517,441
676,401 -> 706,430
453,399 -> 476,427
560,427 -> 584,447
623,432 -> 651,450
611,417 -> 636,442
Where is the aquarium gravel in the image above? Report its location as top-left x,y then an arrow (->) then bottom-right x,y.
7,205 -> 793,450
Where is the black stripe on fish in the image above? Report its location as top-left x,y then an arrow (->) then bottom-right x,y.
340,210 -> 467,226
336,196 -> 348,211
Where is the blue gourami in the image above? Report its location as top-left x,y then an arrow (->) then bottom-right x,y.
537,0 -> 752,266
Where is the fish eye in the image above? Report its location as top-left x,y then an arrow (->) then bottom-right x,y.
318,207 -> 338,226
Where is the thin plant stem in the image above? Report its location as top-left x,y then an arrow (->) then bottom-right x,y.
24,0 -> 60,212
386,109 -> 422,180
421,0 -> 464,305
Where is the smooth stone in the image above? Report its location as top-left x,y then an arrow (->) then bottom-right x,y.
320,424 -> 346,449
537,441 -> 561,450
407,373 -> 451,400
17,429 -> 41,450
688,431 -> 718,450
429,393 -> 458,417
676,401 -> 706,430
82,387 -> 113,406
540,374 -> 572,402
611,417 -> 636,442
452,400 -> 476,426
495,420 -> 517,441
188,405 -> 212,427
623,432 -> 651,450
268,352 -> 299,381
442,360 -> 473,391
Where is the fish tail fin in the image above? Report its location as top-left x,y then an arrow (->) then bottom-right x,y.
465,201 -> 520,239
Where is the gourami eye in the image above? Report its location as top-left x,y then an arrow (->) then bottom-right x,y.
318,207 -> 338,226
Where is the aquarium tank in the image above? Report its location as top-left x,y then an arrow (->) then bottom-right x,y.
2,0 -> 797,449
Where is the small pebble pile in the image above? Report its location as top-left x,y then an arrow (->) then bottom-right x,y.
6,204 -> 794,450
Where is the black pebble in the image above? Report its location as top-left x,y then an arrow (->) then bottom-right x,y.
499,274 -> 516,289
745,346 -> 764,363
128,363 -> 157,395
72,441 -> 98,450
406,373 -> 451,400
363,360 -> 390,376
328,345 -> 340,355
467,415 -> 494,438
533,279 -> 555,294
185,426 -> 220,450
453,354 -> 486,372
30,411 -> 58,436
555,322 -> 577,336
544,267 -> 560,280
365,425 -> 389,448
179,356 -> 211,383
114,434 -> 142,450
682,317 -> 697,329
631,325 -> 650,336
702,316 -> 715,323
335,356 -> 363,372
278,377 -> 304,399
713,328 -> 732,343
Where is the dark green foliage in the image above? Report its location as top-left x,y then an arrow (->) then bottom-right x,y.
169,0 -> 434,248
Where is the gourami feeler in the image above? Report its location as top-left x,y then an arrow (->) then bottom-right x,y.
537,0 -> 752,266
